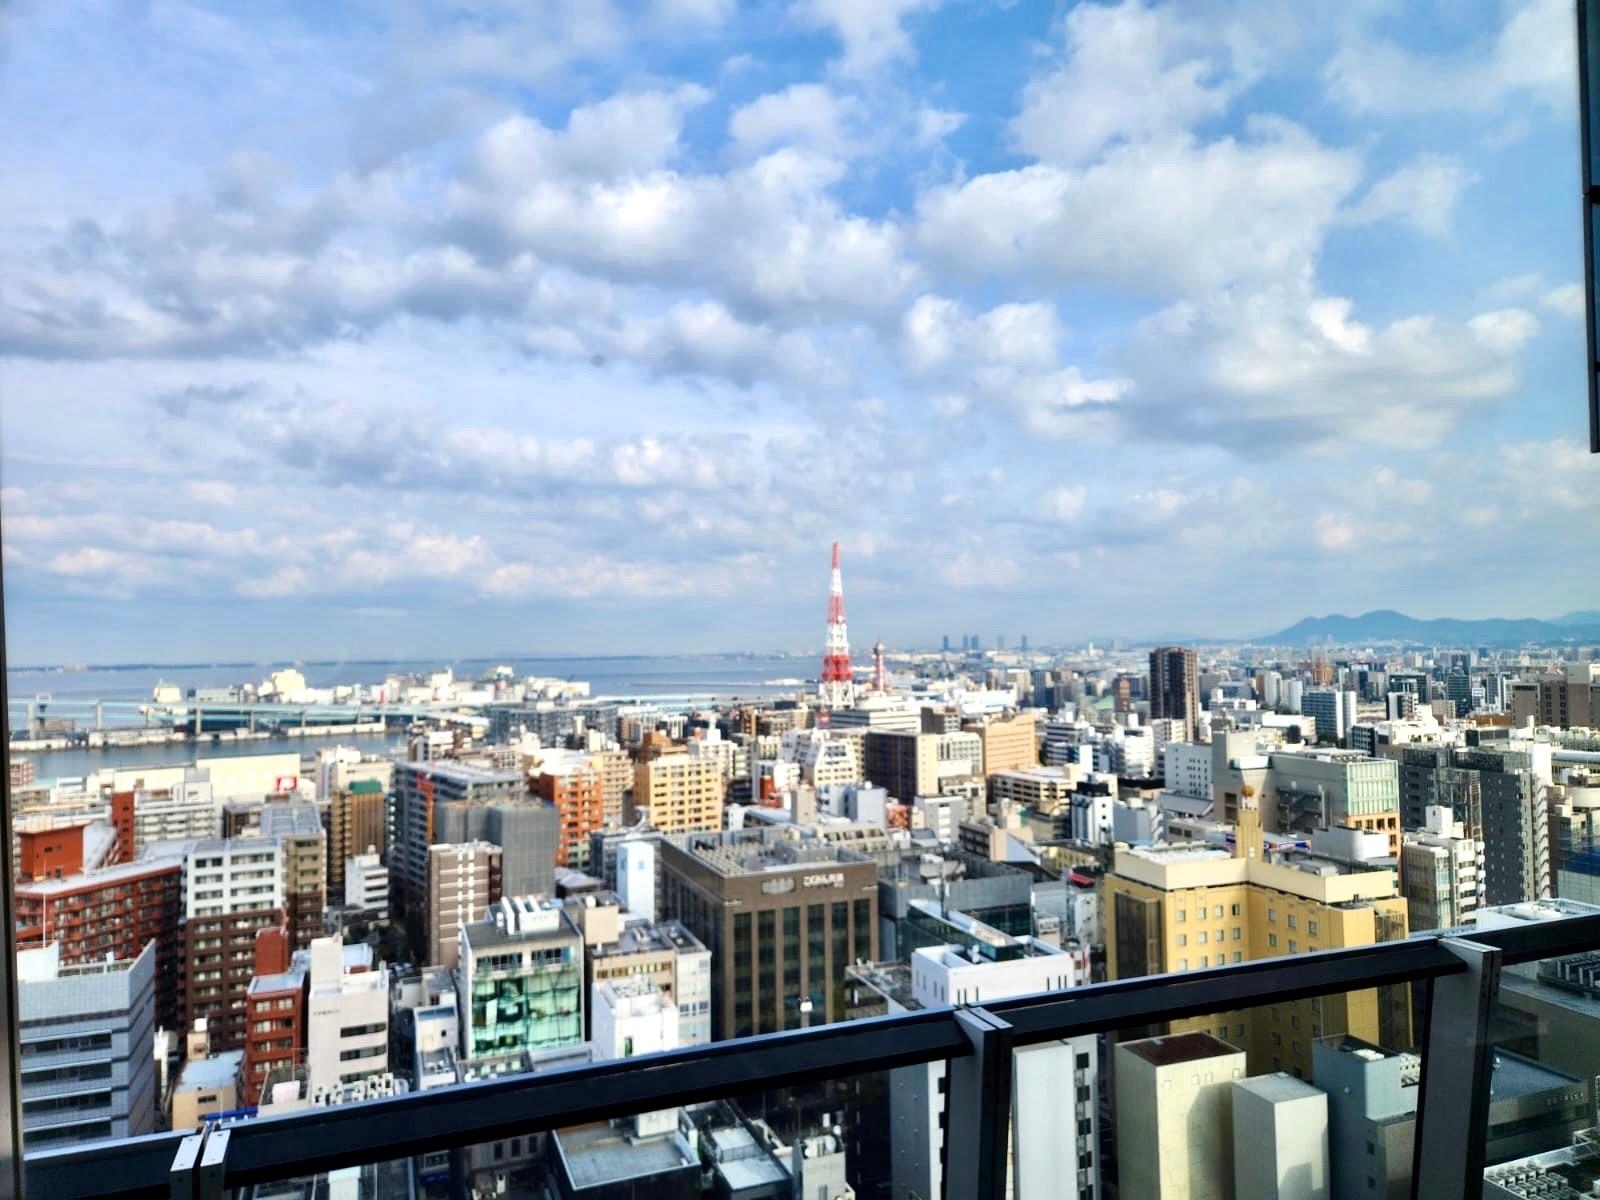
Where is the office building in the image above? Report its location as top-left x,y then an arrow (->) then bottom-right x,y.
327,779 -> 386,897
967,711 -> 1039,777
391,965 -> 460,1092
1231,1073 -> 1328,1200
305,937 -> 388,1096
1165,741 -> 1213,801
458,896 -> 584,1058
260,802 -> 327,949
864,730 -> 935,801
1552,770 -> 1600,905
425,841 -> 503,971
1103,799 -> 1410,1078
591,979 -> 679,1062
1115,1032 -> 1246,1200
1213,740 -> 1401,854
1303,688 -> 1359,745
390,759 -> 529,922
1150,647 -> 1201,742
630,756 -> 724,834
17,940 -> 158,1151
1507,665 -> 1600,729
659,827 -> 878,1039
1400,806 -> 1483,931
1312,1036 -> 1418,1200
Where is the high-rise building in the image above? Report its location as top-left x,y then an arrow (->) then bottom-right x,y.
1231,1073 -> 1329,1200
1103,799 -> 1411,1078
1508,665 -> 1600,729
864,730 -> 939,801
1400,806 -> 1483,931
344,851 -> 388,911
390,760 -> 530,924
110,772 -> 220,860
966,711 -> 1038,777
458,897 -> 584,1058
1115,1032 -> 1246,1200
260,802 -> 327,950
1150,647 -> 1201,742
425,841 -> 502,971
659,828 -> 878,1039
630,756 -> 723,834
1303,688 -> 1359,745
180,837 -> 287,1051
14,852 -> 185,1033
534,760 -> 605,869
327,779 -> 386,897
17,940 -> 158,1151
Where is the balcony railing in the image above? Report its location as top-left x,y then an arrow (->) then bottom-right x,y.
23,909 -> 1600,1200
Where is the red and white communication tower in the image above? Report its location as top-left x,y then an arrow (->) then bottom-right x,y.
819,541 -> 856,710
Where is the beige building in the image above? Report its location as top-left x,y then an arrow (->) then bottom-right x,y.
630,757 -> 724,834
1509,665 -> 1600,729
328,780 -> 387,896
591,749 -> 634,827
1115,1032 -> 1245,1200
259,802 -> 327,950
426,841 -> 502,970
988,765 -> 1085,812
1103,800 -> 1410,1078
967,711 -> 1039,777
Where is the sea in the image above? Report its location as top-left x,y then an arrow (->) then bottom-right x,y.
8,654 -> 810,784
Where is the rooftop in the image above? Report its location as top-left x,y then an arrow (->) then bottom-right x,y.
13,852 -> 184,897
176,1051 -> 244,1093
555,1123 -> 697,1189
397,760 -> 523,786
675,827 -> 873,876
259,802 -> 324,838
1234,1071 -> 1325,1103
1488,1048 -> 1582,1101
1120,1032 -> 1244,1068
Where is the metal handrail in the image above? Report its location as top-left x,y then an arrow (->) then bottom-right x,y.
26,911 -> 1600,1199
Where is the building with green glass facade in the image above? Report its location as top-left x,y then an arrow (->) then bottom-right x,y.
457,896 -> 583,1058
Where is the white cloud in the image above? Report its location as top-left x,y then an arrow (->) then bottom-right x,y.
917,119 -> 1362,296
729,84 -> 858,159
1314,513 -> 1356,550
1119,287 -> 1540,449
1340,154 -> 1476,239
1045,485 -> 1087,522
1540,282 -> 1586,318
794,0 -> 944,74
1325,0 -> 1574,117
1011,0 -> 1241,166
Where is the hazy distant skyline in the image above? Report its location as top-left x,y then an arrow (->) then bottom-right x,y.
2,0 -> 1597,664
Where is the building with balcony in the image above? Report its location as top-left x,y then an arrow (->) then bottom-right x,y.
241,925 -> 306,1108
16,940 -> 157,1151
458,896 -> 584,1058
259,801 -> 326,950
425,840 -> 502,971
327,778 -> 387,897
343,849 -> 388,911
629,755 -> 724,834
1401,805 -> 1484,932
534,760 -> 605,870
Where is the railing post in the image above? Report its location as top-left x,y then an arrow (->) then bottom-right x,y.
196,1128 -> 228,1200
944,1006 -> 1013,1200
169,1129 -> 206,1200
1412,937 -> 1501,1200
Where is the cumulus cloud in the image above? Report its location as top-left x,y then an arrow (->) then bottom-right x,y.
1340,154 -> 1477,239
794,0 -> 944,74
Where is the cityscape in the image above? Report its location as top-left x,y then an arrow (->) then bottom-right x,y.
3,0 -> 1600,1199
4,538 -> 1600,1198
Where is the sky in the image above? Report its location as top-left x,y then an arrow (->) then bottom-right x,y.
1,0 -> 1597,665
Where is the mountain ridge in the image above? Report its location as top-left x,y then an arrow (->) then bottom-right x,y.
1269,610 -> 1600,646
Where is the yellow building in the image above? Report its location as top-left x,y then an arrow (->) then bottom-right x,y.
968,712 -> 1039,777
629,757 -> 724,834
1103,801 -> 1410,1078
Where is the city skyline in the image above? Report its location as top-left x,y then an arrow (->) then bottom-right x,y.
3,0 -> 1598,665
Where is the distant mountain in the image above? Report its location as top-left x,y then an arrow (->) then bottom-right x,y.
1554,610 -> 1600,627
1270,609 -> 1600,646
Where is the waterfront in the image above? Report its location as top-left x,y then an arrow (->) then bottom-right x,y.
11,730 -> 410,786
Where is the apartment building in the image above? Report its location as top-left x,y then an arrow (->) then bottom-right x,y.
425,841 -> 502,971
630,756 -> 724,835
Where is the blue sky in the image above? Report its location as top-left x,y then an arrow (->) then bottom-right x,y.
1,0 -> 1596,664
